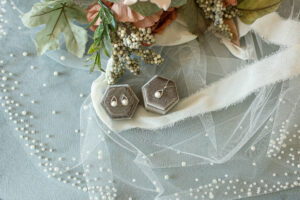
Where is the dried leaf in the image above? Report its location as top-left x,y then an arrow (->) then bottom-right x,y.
170,0 -> 187,7
178,0 -> 208,37
130,1 -> 161,16
238,0 -> 282,24
224,18 -> 240,46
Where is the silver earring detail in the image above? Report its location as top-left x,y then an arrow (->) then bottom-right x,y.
154,80 -> 170,99
154,89 -> 163,99
121,95 -> 129,106
110,96 -> 118,107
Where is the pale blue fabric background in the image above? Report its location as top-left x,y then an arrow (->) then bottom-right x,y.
0,0 -> 300,200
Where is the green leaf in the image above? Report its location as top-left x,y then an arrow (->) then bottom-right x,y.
171,0 -> 187,7
238,0 -> 282,24
88,43 -> 98,54
178,0 -> 208,37
94,24 -> 105,40
105,0 -> 120,3
21,1 -> 88,58
130,2 -> 161,16
87,12 -> 100,28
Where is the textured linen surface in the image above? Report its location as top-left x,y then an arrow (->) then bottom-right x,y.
1,0 -> 300,200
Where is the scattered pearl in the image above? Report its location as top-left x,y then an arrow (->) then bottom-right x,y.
181,161 -> 187,167
53,71 -> 59,76
164,175 -> 169,180
2,76 -> 7,81
52,110 -> 57,115
250,146 -> 256,151
22,52 -> 28,56
60,56 -> 66,61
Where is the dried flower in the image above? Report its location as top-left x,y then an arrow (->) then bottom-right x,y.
87,1 -> 164,30
87,0 -> 177,33
150,8 -> 177,34
223,0 -> 237,6
111,2 -> 162,28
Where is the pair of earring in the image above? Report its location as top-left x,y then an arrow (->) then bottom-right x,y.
110,95 -> 128,107
101,75 -> 179,120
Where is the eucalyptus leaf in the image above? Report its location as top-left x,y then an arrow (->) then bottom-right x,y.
179,0 -> 208,37
21,0 -> 88,58
171,0 -> 187,7
106,0 -> 120,2
130,1 -> 161,16
238,0 -> 282,24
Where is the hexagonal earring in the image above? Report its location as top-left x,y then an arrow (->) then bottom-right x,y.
142,75 -> 179,115
101,84 -> 139,120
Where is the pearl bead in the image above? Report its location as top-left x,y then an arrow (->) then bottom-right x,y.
121,99 -> 128,106
22,52 -> 28,56
154,91 -> 162,99
60,56 -> 66,61
53,71 -> 59,76
110,100 -> 117,107
251,146 -> 256,151
2,76 -> 7,81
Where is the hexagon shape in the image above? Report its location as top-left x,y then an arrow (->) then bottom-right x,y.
101,84 -> 139,120
142,75 -> 179,115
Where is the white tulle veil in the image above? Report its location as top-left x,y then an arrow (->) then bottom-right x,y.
80,1 -> 300,199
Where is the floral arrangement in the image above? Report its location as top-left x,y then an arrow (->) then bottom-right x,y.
21,0 -> 282,84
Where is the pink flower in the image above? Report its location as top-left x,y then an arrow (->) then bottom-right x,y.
87,1 -> 163,30
111,2 -> 163,28
223,0 -> 237,6
86,0 -> 177,34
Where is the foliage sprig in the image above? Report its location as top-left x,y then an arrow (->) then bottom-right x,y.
87,0 -> 117,73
